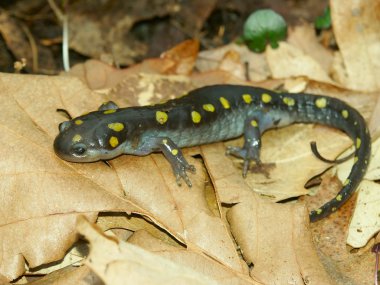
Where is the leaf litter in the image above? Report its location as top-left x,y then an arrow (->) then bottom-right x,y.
1,1 -> 380,285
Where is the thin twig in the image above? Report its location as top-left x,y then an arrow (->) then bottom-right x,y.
373,243 -> 380,285
19,22 -> 38,72
61,15 -> 69,71
47,0 -> 64,21
47,0 -> 70,71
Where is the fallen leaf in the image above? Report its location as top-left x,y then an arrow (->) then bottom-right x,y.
196,43 -> 270,82
67,39 -> 200,91
161,39 -> 200,75
68,57 -> 179,90
369,91 -> 380,139
330,0 -> 380,92
308,138 -> 379,284
0,72 -> 246,281
25,265 -> 99,285
287,23 -> 334,73
107,73 -> 194,107
0,73 -> 146,280
333,137 -> 380,248
128,230 -> 259,285
266,42 -> 336,85
347,180 -> 380,248
77,216 -> 225,285
223,124 -> 350,202
200,143 -> 334,284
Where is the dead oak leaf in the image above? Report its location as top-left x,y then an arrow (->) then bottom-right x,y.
330,0 -> 380,92
0,73 -> 245,281
200,143 -> 334,284
77,216 -> 224,285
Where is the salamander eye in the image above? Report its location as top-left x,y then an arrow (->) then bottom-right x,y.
72,144 -> 87,156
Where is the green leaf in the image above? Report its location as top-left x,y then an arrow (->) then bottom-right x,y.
243,9 -> 287,53
315,7 -> 331,30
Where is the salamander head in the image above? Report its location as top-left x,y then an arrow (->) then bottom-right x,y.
54,112 -> 129,162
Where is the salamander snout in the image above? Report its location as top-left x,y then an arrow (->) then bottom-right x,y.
53,131 -> 91,162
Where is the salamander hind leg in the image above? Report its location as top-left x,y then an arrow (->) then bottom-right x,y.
226,118 -> 262,177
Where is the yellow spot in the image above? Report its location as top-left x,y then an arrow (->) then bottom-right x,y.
203,104 -> 215,112
354,121 -> 358,126
356,138 -> 361,149
156,111 -> 168,124
315,98 -> 327,108
171,149 -> 178,156
341,110 -> 349,119
251,120 -> 258,127
109,136 -> 119,148
365,160 -> 368,164
162,139 -> 168,144
242,94 -> 252,104
336,194 -> 342,201
191,111 -> 201,123
332,207 -> 337,212
104,109 -> 116,114
75,119 -> 83,125
219,97 -> 230,109
354,156 -> 358,164
108,122 -> 124,132
343,179 -> 350,186
283,97 -> 295,106
316,208 -> 322,215
261,93 -> 272,103
72,134 -> 82,143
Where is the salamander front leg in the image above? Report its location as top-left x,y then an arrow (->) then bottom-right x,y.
226,118 -> 261,177
98,101 -> 119,111
136,137 -> 196,187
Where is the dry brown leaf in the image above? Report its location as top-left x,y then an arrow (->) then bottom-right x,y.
333,137 -> 380,248
200,143 -> 334,284
161,39 -> 200,75
0,73 -> 151,281
107,73 -> 194,107
218,49 -> 247,80
330,0 -> 380,92
0,72 -> 248,281
190,69 -> 248,87
196,43 -> 270,82
67,39 -> 200,91
217,124 -> 350,202
347,180 -> 380,248
311,193 -> 377,285
68,58 -> 178,90
266,42 -> 336,85
128,230 -> 259,285
369,93 -> 380,138
307,140 -> 379,284
287,24 -> 334,73
77,216 -> 223,285
25,265 -> 100,285
109,152 -> 243,272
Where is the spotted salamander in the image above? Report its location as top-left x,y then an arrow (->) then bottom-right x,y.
54,85 -> 371,222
